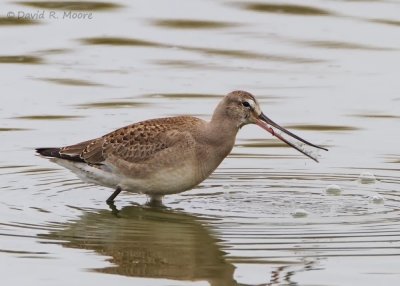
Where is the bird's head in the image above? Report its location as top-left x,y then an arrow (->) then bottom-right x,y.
215,90 -> 327,161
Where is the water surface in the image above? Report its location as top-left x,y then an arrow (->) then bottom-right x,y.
1,0 -> 400,285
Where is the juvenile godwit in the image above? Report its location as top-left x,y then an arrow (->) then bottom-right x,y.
36,91 -> 327,204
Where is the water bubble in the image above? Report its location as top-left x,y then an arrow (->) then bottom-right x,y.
325,184 -> 342,196
369,194 -> 384,204
292,208 -> 309,218
359,172 -> 376,184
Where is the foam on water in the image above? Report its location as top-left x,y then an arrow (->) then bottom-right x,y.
359,172 -> 377,184
325,184 -> 342,195
291,208 -> 309,218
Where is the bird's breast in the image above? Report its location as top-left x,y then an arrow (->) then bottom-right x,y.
120,158 -> 200,195
195,140 -> 235,181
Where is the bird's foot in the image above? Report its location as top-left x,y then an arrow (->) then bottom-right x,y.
107,200 -> 120,216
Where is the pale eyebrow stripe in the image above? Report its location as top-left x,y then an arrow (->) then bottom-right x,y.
248,99 -> 255,108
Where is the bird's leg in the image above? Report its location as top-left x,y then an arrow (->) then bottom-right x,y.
107,200 -> 120,216
146,194 -> 164,207
106,186 -> 122,204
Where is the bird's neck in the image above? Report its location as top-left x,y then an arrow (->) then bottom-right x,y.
191,116 -> 239,182
205,114 -> 239,149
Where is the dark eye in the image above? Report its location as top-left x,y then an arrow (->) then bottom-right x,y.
242,101 -> 251,108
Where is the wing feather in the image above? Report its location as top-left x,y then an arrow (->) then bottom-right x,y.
101,116 -> 203,163
59,116 -> 204,166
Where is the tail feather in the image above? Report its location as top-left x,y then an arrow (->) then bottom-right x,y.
36,147 -> 85,163
36,147 -> 61,157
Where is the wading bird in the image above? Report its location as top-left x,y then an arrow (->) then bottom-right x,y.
37,91 -> 327,205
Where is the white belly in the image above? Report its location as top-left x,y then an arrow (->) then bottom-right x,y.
51,158 -> 120,189
51,158 -> 200,196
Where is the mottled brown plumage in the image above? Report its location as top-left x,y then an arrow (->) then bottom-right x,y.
61,116 -> 204,165
36,90 -> 326,204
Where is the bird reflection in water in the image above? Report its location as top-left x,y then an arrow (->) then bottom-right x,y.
40,204 -> 319,286
41,204 -> 237,286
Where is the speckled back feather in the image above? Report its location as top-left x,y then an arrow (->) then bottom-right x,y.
59,116 -> 205,165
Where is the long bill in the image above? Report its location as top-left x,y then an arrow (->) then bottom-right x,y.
256,112 -> 328,162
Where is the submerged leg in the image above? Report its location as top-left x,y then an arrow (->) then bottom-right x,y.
146,194 -> 164,207
107,200 -> 120,216
106,186 -> 122,204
